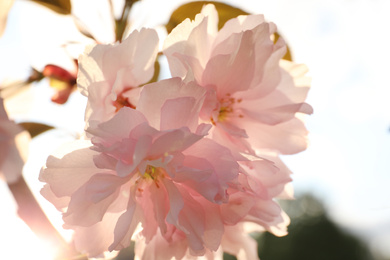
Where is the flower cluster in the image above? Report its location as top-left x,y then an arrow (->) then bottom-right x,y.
40,4 -> 312,259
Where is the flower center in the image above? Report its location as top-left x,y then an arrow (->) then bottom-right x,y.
113,93 -> 135,112
211,93 -> 243,124
141,165 -> 165,188
143,165 -> 158,179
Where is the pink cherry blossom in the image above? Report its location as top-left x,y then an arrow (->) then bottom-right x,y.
0,98 -> 29,183
132,157 -> 290,260
78,27 -> 159,129
164,4 -> 312,156
40,78 -> 241,257
222,159 -> 291,235
219,224 -> 261,260
40,111 -> 292,259
39,6 -> 311,258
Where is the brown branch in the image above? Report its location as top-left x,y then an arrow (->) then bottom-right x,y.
115,0 -> 138,42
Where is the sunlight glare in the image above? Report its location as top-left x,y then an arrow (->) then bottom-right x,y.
0,214 -> 59,260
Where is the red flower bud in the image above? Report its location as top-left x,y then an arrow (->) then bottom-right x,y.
42,64 -> 77,104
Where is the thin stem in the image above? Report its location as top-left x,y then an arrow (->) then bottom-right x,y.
108,0 -> 115,23
115,0 -> 137,42
0,69 -> 43,99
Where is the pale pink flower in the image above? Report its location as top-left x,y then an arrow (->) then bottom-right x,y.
222,159 -> 291,235
78,28 -> 159,129
0,98 -> 29,183
218,224 -> 261,260
133,220 -> 271,260
134,224 -> 224,260
39,139 -> 123,256
39,7 -> 308,257
163,4 -> 312,156
40,78 -> 240,257
132,157 -> 290,260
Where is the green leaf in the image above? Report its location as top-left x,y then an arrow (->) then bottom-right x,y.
31,0 -> 71,15
166,1 -> 248,33
19,122 -> 54,138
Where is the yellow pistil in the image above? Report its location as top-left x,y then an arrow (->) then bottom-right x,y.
214,94 -> 244,122
142,165 -> 164,188
218,105 -> 234,122
143,165 -> 157,179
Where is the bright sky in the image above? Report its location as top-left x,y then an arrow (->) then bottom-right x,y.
1,0 -> 390,258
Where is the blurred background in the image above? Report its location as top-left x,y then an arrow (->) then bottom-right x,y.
1,0 -> 389,259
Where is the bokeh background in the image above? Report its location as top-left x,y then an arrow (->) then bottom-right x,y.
1,0 -> 389,259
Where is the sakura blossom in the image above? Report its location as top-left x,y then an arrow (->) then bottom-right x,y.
164,4 -> 313,157
40,78 -> 243,257
38,3 -> 313,259
133,157 -> 292,260
0,97 -> 29,183
77,27 -> 159,129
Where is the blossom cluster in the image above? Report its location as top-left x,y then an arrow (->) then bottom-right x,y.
40,4 -> 312,259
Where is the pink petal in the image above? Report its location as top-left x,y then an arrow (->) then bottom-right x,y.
136,182 -> 159,242
115,134 -> 153,177
72,212 -> 120,257
183,138 -> 239,187
174,155 -> 218,202
209,126 -> 255,159
89,107 -> 147,140
40,184 -> 70,211
134,229 -> 187,260
202,30 -> 256,97
109,187 -> 140,251
220,192 -> 256,225
245,200 -> 289,236
102,28 -> 158,87
138,78 -> 206,131
186,16 -> 215,69
149,128 -> 203,159
39,140 -> 101,198
164,8 -> 217,78
160,97 -> 197,131
148,180 -> 170,235
162,177 -> 184,226
63,173 -> 124,226
201,199 -> 224,251
221,224 -> 260,260
213,14 -> 266,49
243,117 -> 310,154
78,45 -> 106,96
176,192 -> 206,256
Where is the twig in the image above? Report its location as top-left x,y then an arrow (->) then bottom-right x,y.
115,0 -> 138,42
